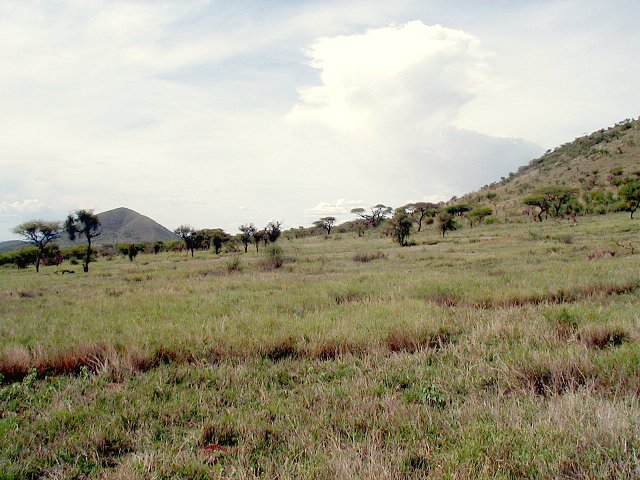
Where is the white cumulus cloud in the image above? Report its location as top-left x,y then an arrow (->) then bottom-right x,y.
288,21 -> 541,206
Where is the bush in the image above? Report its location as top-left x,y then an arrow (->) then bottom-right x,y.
263,245 -> 284,270
0,248 -> 38,269
226,256 -> 242,273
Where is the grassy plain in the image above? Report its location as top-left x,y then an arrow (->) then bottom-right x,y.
1,213 -> 639,478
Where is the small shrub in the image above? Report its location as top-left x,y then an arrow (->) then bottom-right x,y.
262,245 -> 284,270
417,384 -> 447,408
226,256 -> 242,273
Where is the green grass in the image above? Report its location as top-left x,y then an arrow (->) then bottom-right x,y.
1,213 -> 639,478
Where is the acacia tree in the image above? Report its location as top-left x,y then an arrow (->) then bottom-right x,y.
523,194 -> 550,222
252,228 -> 265,252
12,220 -> 62,273
523,187 -> 577,221
619,178 -> 640,219
265,221 -> 282,243
401,202 -> 439,232
174,225 -> 198,257
239,224 -> 256,253
65,210 -> 101,272
118,243 -> 145,261
350,204 -> 392,228
437,212 -> 458,238
210,229 -> 230,254
313,216 -> 337,235
389,211 -> 413,246
468,206 -> 493,227
446,204 -> 471,217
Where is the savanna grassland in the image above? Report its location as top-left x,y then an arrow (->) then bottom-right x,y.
1,213 -> 639,479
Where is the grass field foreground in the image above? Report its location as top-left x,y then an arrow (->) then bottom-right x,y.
1,214 -> 639,478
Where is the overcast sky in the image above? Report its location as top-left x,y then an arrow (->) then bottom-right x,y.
1,0 -> 639,240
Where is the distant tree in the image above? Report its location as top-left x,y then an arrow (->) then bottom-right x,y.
42,244 -> 63,266
174,225 -> 198,257
619,178 -> 640,219
252,229 -> 265,252
524,187 -> 577,221
153,241 -> 165,254
354,220 -> 367,237
313,216 -> 337,235
468,206 -> 493,227
437,213 -> 458,238
13,249 -> 39,269
194,229 -> 212,250
209,229 -> 231,254
445,204 -> 471,216
543,187 -> 578,217
485,192 -> 498,203
65,210 -> 102,272
239,224 -> 256,253
12,220 -> 62,273
350,204 -> 392,228
389,211 -> 413,246
118,243 -> 145,261
560,197 -> 584,222
401,202 -> 439,232
265,221 -> 282,243
523,194 -> 550,222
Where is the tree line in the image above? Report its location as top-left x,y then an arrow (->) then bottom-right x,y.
8,172 -> 638,273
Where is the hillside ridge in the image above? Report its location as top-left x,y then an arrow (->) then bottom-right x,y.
459,117 -> 640,215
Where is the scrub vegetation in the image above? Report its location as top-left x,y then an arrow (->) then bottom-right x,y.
1,212 -> 639,479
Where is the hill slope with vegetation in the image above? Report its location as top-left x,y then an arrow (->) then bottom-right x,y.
460,118 -> 640,218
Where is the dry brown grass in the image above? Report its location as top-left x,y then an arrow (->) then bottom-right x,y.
579,324 -> 630,349
512,355 -> 597,396
351,251 -> 387,263
386,326 -> 456,353
309,338 -> 367,360
259,336 -> 300,361
473,279 -> 640,309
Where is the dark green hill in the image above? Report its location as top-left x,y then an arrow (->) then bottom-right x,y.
459,117 -> 640,215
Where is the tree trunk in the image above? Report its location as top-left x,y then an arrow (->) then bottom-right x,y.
244,244 -> 248,253
84,238 -> 91,273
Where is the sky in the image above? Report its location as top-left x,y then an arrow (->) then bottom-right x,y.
1,0 -> 639,240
